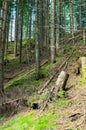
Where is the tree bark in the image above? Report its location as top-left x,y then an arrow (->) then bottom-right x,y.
14,0 -> 19,57
50,0 -> 56,63
19,0 -> 23,63
35,0 -> 40,79
0,0 -> 8,92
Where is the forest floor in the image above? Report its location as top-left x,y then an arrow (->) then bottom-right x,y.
0,40 -> 86,130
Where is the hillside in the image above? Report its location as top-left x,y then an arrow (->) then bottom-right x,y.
0,41 -> 86,130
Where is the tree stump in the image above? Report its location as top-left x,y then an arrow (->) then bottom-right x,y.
80,57 -> 86,69
54,71 -> 69,97
80,57 -> 86,78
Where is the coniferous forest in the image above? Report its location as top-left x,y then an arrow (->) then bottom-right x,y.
0,0 -> 86,129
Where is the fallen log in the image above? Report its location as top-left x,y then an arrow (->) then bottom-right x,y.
39,71 -> 69,112
38,49 -> 74,94
54,71 -> 69,97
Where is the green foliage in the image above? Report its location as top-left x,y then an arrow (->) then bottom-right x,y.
63,46 -> 73,55
56,98 -> 66,108
55,89 -> 66,108
25,63 -> 51,92
76,128 -> 80,130
25,78 -> 42,92
23,39 -> 35,46
0,111 -> 57,130
7,77 -> 28,89
58,89 -> 65,98
0,116 -> 5,121
39,68 -> 49,77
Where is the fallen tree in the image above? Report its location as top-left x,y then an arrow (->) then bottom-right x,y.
38,48 -> 75,94
40,71 -> 69,112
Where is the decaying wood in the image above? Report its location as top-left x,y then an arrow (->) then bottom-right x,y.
54,71 -> 69,97
80,57 -> 86,69
80,57 -> 86,78
38,49 -> 74,94
40,71 -> 69,111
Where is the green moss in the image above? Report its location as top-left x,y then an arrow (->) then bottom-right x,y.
39,68 -> 49,77
7,77 -> 28,89
58,89 -> 65,98
0,111 -> 57,130
0,116 -> 5,122
25,78 -> 43,92
25,63 -> 52,92
23,38 -> 35,46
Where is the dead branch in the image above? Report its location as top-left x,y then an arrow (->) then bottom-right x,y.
38,49 -> 74,94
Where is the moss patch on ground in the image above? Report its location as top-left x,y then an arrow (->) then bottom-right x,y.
0,110 -> 57,130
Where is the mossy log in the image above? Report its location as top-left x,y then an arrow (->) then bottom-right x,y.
54,71 -> 69,97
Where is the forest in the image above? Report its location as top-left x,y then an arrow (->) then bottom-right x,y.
0,0 -> 86,130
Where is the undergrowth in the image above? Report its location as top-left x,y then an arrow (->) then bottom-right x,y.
6,77 -> 28,90
0,110 -> 57,130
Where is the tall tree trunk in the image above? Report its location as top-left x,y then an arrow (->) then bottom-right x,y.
50,0 -> 56,63
14,0 -> 19,57
29,0 -> 32,39
0,1 -> 8,92
79,0 -> 82,31
35,0 -> 40,79
19,0 -> 23,63
46,0 -> 50,58
70,0 -> 74,44
5,7 -> 11,59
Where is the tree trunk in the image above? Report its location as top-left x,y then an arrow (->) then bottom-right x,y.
19,0 -> 23,63
35,0 -> 40,79
14,0 -> 19,57
50,0 -> 56,63
0,0 -> 8,92
29,0 -> 32,39
79,0 -> 82,31
70,0 -> 74,44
